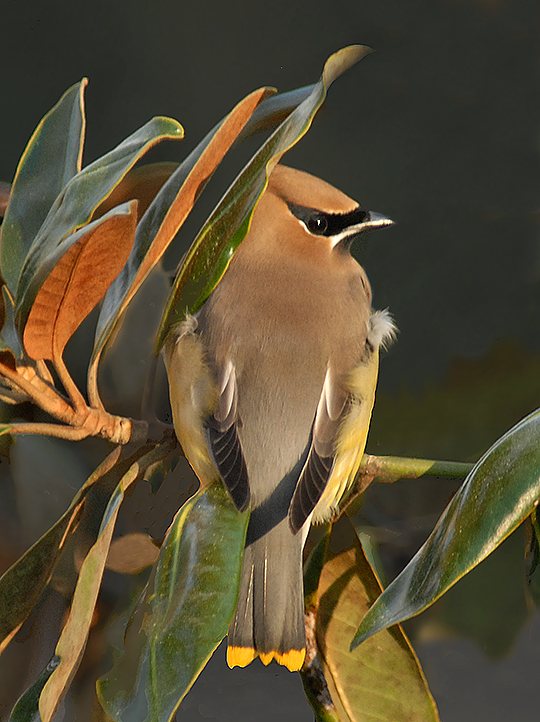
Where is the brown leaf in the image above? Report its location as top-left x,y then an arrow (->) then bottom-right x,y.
91,162 -> 179,222
23,202 -> 137,362
105,532 -> 159,574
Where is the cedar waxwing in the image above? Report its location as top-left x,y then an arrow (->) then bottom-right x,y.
163,164 -> 395,672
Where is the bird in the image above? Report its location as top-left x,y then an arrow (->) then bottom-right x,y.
163,163 -> 396,672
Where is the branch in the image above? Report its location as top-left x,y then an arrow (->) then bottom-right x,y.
362,454 -> 474,482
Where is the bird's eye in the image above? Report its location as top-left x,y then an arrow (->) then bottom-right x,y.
307,213 -> 328,235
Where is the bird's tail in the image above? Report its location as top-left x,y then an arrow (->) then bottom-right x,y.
227,516 -> 306,672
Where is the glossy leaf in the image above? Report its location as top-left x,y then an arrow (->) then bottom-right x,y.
352,407 -> 540,649
1,81 -> 86,295
156,44 -> 371,350
315,518 -> 440,722
38,462 -> 141,722
91,87 -> 272,377
0,446 -> 121,655
98,481 -> 249,722
23,201 -> 137,361
15,115 -> 183,325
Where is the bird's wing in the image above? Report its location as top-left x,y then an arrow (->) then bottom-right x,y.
288,365 -> 348,534
206,358 -> 250,512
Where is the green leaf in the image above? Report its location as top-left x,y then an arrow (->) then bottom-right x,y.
315,518 -> 440,722
91,87 -> 270,372
351,407 -> 540,649
97,481 -> 249,722
15,116 -> 183,326
1,80 -> 86,295
155,44 -> 371,351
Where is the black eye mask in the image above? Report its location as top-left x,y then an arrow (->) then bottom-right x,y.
287,203 -> 369,237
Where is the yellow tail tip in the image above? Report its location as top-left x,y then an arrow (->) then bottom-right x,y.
227,645 -> 305,672
227,646 -> 258,668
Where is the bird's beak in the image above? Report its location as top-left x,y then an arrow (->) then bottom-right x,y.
331,209 -> 394,249
364,211 -> 394,230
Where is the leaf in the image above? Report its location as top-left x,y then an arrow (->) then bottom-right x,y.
15,115 -> 183,325
234,84 -> 315,141
90,86 -> 272,377
0,446 -> 121,655
155,44 -> 371,350
9,656 -> 60,722
316,518 -> 440,722
38,461 -> 141,722
1,80 -> 86,295
1,286 -> 22,361
97,481 -> 249,722
106,533 -> 159,574
23,201 -> 137,362
92,162 -> 180,222
351,407 -> 540,649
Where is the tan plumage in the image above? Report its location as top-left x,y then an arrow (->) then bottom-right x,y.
163,164 -> 395,671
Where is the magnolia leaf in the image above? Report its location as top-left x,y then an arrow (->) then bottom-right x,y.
90,87 -> 272,383
92,162 -> 180,222
0,446 -> 122,655
15,116 -> 183,325
38,464 -> 140,722
235,85 -> 316,141
352,407 -> 540,649
315,518 -> 440,722
98,482 -> 249,722
23,201 -> 137,362
155,44 -> 371,350
106,533 -> 159,574
1,81 -> 86,295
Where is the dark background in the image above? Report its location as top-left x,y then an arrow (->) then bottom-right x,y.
2,0 -> 540,719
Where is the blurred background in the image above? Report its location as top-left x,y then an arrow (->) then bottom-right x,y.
1,0 -> 540,719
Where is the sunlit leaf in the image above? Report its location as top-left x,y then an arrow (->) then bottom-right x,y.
91,87 -> 272,379
315,518 -> 440,722
0,446 -> 121,655
352,408 -> 540,649
23,202 -> 137,361
98,481 -> 249,722
15,116 -> 183,324
156,44 -> 371,350
1,81 -> 86,295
